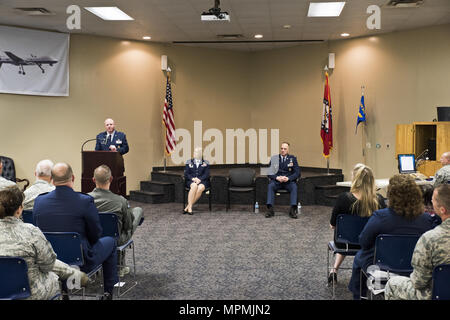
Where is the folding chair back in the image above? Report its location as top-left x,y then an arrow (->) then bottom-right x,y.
98,212 -> 120,239
432,263 -> 450,300
0,256 -> 31,300
22,210 -> 34,225
374,234 -> 420,274
43,232 -> 84,267
335,214 -> 370,247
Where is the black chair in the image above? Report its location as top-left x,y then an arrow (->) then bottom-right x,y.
361,234 -> 420,300
327,214 -> 370,299
0,256 -> 31,300
0,156 -> 30,190
274,178 -> 299,207
432,263 -> 450,300
227,168 -> 256,212
182,177 -> 212,212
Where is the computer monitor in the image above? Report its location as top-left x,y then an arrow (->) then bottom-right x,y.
398,154 -> 416,174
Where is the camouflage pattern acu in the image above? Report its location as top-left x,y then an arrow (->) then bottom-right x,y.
385,218 -> 450,300
23,179 -> 55,210
0,176 -> 16,190
434,164 -> 450,187
0,216 -> 78,299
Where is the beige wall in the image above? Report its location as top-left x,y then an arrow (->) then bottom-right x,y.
1,24 -> 449,193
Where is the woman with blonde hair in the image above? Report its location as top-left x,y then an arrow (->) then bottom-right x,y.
328,163 -> 386,284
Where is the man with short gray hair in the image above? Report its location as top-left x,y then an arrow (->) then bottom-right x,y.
89,164 -> 143,277
434,151 -> 450,187
23,160 -> 55,210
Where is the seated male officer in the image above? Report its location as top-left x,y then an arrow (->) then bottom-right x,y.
33,162 -> 118,300
266,142 -> 301,219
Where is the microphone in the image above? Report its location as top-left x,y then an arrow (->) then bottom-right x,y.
81,138 -> 97,152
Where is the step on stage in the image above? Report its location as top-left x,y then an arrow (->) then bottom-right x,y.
129,164 -> 347,207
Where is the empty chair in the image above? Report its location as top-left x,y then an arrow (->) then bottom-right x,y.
0,256 -> 31,300
227,168 -> 256,212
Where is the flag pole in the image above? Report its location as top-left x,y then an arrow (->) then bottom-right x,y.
360,85 -> 366,164
162,68 -> 172,173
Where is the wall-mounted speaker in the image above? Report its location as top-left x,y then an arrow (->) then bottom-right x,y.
161,55 -> 168,71
328,53 -> 335,69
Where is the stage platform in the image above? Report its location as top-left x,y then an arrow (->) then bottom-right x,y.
129,164 -> 347,207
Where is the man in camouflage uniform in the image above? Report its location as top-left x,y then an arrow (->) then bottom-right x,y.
88,165 -> 143,276
0,160 -> 17,190
434,151 -> 450,187
23,160 -> 55,210
385,184 -> 450,300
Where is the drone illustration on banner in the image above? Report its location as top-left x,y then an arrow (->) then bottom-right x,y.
0,51 -> 58,75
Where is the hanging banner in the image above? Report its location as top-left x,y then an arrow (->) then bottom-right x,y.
0,26 -> 69,96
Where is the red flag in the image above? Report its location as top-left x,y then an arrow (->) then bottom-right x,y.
320,71 -> 333,157
163,76 -> 176,154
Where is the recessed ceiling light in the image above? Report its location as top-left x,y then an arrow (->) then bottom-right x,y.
340,33 -> 350,37
254,34 -> 263,39
142,36 -> 151,40
84,7 -> 134,20
307,2 -> 346,17
283,24 -> 291,29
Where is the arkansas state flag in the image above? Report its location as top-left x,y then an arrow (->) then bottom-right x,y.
320,71 -> 333,158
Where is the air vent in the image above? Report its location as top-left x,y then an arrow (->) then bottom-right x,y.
217,34 -> 244,40
385,0 -> 424,8
14,8 -> 55,16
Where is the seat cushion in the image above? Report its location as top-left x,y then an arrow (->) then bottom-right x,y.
228,187 -> 255,192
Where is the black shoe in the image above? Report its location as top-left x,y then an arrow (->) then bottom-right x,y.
99,292 -> 113,300
289,207 -> 298,219
328,272 -> 337,284
183,209 -> 188,214
265,207 -> 275,218
188,211 -> 193,215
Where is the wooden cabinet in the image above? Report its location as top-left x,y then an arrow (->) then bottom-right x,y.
396,121 -> 450,176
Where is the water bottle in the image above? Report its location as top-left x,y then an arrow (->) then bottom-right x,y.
255,202 -> 259,213
297,202 -> 302,215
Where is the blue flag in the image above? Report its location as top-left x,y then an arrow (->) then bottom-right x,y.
356,94 -> 366,133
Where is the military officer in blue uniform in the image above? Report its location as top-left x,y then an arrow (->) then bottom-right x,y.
184,147 -> 210,215
266,142 -> 301,219
95,118 -> 129,155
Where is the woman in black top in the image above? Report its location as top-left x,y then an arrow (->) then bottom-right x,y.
328,163 -> 386,284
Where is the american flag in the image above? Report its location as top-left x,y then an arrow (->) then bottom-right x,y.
163,76 -> 176,154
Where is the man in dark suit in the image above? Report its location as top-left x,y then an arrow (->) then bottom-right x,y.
95,118 -> 129,155
33,162 -> 118,300
266,142 -> 301,219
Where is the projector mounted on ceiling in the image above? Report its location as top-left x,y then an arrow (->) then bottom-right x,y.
201,0 -> 230,22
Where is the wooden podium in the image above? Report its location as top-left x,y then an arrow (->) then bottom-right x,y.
81,151 -> 126,197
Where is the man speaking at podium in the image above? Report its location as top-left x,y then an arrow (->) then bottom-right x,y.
95,118 -> 129,155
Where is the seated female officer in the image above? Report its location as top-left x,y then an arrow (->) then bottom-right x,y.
183,147 -> 210,215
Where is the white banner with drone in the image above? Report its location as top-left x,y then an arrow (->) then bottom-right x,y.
0,26 -> 69,96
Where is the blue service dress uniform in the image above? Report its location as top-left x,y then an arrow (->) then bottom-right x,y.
95,131 -> 129,155
184,159 -> 211,189
266,154 -> 301,206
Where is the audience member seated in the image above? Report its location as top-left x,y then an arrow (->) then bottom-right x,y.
0,186 -> 88,300
0,160 -> 17,190
328,163 -> 386,284
23,160 -> 55,211
385,184 -> 450,300
434,151 -> 450,187
183,147 -> 210,215
33,162 -> 118,300
348,174 -> 435,299
421,184 -> 442,227
266,142 -> 301,219
89,164 -> 143,277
